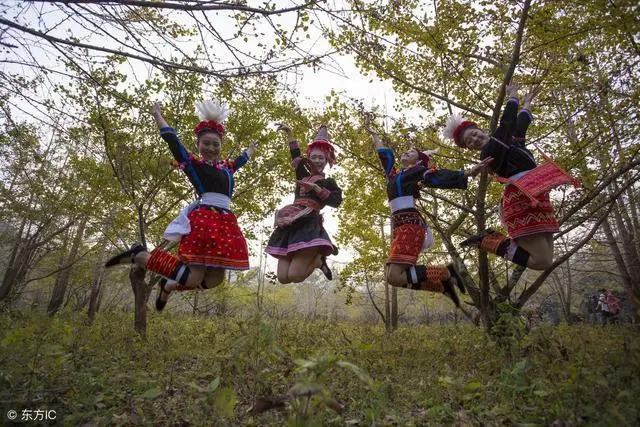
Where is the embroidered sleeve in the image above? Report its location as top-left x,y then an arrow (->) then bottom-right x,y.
317,178 -> 343,208
228,150 -> 250,173
376,147 -> 396,177
422,169 -> 468,189
514,109 -> 533,143
160,127 -> 190,163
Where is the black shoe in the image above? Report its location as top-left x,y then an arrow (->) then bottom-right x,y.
105,243 -> 146,268
446,263 -> 466,294
319,256 -> 333,280
156,278 -> 170,311
331,245 -> 339,256
442,278 -> 461,308
460,228 -> 495,248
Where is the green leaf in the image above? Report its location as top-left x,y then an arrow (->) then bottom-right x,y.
207,377 -> 220,393
214,387 -> 237,417
336,361 -> 375,389
465,380 -> 483,392
140,387 -> 162,400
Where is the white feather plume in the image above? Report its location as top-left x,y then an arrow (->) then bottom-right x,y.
442,114 -> 465,139
196,99 -> 230,123
421,149 -> 438,157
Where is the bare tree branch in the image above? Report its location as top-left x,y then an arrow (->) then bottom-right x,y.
29,0 -> 323,15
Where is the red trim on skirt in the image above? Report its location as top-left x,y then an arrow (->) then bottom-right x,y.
501,185 -> 559,239
178,207 -> 249,270
387,223 -> 425,265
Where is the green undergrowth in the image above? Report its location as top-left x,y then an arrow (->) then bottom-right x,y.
0,311 -> 638,426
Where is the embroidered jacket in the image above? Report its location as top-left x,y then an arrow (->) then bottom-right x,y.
376,147 -> 468,205
160,127 -> 249,197
289,141 -> 342,210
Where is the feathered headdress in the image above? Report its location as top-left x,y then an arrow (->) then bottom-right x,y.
194,100 -> 231,136
417,149 -> 438,168
443,114 -> 477,147
306,124 -> 337,166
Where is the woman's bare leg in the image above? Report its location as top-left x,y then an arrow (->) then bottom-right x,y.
514,233 -> 554,270
202,268 -> 226,289
287,248 -> 321,283
277,257 -> 293,284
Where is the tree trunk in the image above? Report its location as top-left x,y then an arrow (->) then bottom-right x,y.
88,243 -> 109,324
391,285 -> 398,329
565,259 -> 573,322
475,0 -> 531,331
48,219 -> 86,316
47,229 -> 71,315
193,291 -> 199,315
624,184 -> 640,264
602,217 -> 640,322
0,243 -> 33,302
130,265 -> 149,339
0,218 -> 28,301
378,219 -> 391,331
611,204 -> 640,286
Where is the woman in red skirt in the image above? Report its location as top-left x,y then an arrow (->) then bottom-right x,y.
366,122 -> 491,307
105,100 -> 257,310
444,84 -> 558,270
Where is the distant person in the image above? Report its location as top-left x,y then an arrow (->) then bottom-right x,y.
265,124 -> 342,283
596,288 -> 620,325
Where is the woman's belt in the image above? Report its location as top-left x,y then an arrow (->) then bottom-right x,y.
199,192 -> 231,210
293,198 -> 322,212
389,195 -> 415,213
391,209 -> 424,228
273,198 -> 322,228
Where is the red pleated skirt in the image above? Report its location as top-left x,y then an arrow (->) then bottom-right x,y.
501,185 -> 559,239
178,207 -> 249,270
388,223 -> 425,265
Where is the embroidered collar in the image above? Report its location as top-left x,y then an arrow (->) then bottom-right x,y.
197,156 -> 220,166
171,154 -> 233,171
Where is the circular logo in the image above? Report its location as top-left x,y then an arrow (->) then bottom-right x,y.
6,410 -> 17,420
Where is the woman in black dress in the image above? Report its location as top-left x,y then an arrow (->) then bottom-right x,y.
265,124 -> 342,283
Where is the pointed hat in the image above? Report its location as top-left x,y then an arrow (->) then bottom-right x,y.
305,124 -> 336,166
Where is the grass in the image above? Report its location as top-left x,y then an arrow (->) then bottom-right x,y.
0,310 -> 638,426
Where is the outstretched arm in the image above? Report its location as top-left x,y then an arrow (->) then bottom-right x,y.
230,140 -> 258,172
365,120 -> 395,176
497,84 -> 520,137
421,157 -> 493,189
151,102 -> 169,129
152,102 -> 189,163
364,119 -> 384,150
277,123 -> 309,179
277,123 -> 298,157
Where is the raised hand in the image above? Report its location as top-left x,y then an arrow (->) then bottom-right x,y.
151,101 -> 168,128
506,83 -> 521,99
276,123 -> 295,142
247,140 -> 258,157
363,114 -> 384,149
464,156 -> 494,178
151,101 -> 162,115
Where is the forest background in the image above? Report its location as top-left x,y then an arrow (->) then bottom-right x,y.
0,1 -> 639,424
